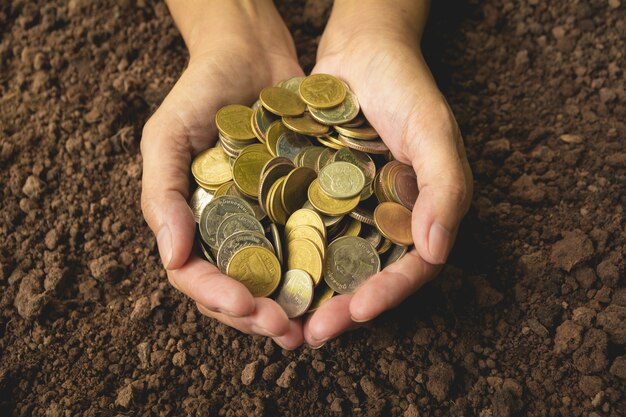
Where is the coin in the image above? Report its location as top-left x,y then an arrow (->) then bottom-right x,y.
306,282 -> 335,313
213,181 -> 233,198
199,196 -> 255,249
269,223 -> 283,265
222,183 -> 266,221
391,162 -> 419,209
278,76 -> 306,94
198,237 -> 216,265
274,269 -> 314,318
308,89 -> 360,125
232,150 -> 272,198
324,236 -> 380,294
265,120 -> 287,156
308,179 -> 360,216
373,202 -> 414,246
344,218 -> 362,237
338,135 -> 389,154
285,208 -> 327,239
189,187 -> 214,223
260,86 -> 306,117
318,161 -> 366,199
276,130 -> 312,162
333,148 -> 376,199
316,148 -> 336,172
302,200 -> 344,228
282,113 -> 330,136
360,224 -> 383,248
335,124 -> 379,140
191,146 -> 233,188
215,213 -> 264,247
287,238 -> 324,285
268,176 -> 289,225
258,162 -> 294,214
382,244 -> 409,268
377,238 -> 393,255
349,205 -> 375,226
315,135 -> 344,150
227,246 -> 281,297
299,74 -> 346,109
287,225 -> 326,257
215,104 -> 256,141
298,146 -> 326,170
217,231 -> 274,272
280,167 -> 317,214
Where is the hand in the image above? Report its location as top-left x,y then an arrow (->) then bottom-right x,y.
140,1 -> 305,349
303,2 -> 473,347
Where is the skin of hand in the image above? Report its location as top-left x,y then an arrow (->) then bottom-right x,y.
303,0 -> 473,347
140,0 -> 305,349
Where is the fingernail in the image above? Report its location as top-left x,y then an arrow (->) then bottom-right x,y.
309,341 -> 327,350
273,338 -> 295,351
310,334 -> 329,344
156,226 -> 172,268
351,316 -> 371,323
428,222 -> 452,264
250,324 -> 279,338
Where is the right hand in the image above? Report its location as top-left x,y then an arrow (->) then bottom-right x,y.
140,15 -> 305,349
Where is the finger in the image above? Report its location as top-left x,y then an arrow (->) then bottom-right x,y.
273,318 -> 305,350
168,256 -> 255,317
349,249 -> 441,322
197,297 -> 291,338
303,295 -> 361,346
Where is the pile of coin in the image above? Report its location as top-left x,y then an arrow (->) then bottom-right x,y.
189,74 -> 418,318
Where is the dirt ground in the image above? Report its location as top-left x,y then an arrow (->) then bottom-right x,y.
1,0 -> 625,416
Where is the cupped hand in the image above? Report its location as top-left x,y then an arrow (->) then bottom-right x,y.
304,23 -> 473,347
140,29 -> 305,348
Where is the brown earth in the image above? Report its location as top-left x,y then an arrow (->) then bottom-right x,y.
1,0 -> 625,416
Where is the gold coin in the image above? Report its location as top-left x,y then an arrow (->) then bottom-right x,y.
298,147 -> 326,170
316,135 -> 345,150
377,238 -> 393,255
287,238 -> 323,285
216,231 -> 273,273
285,208 -> 327,239
307,179 -> 360,216
276,131 -> 312,162
373,202 -> 414,246
308,89 -> 360,125
269,223 -> 284,265
213,181 -> 233,198
191,147 -> 233,187
278,76 -> 306,94
302,200 -> 344,229
316,148 -> 336,172
338,135 -> 389,154
265,120 -> 286,156
299,74 -> 346,109
282,113 -> 329,136
240,143 -> 268,155
280,167 -> 317,214
260,86 -> 306,117
335,124 -> 379,140
274,269 -> 314,318
232,150 -> 272,198
318,161 -> 365,199
226,246 -> 281,297
269,176 -> 289,225
257,161 -> 293,214
189,187 -> 214,223
344,218 -> 362,237
286,226 -> 326,258
215,104 -> 255,141
307,282 -> 335,313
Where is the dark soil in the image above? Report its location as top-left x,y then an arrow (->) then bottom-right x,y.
1,0 -> 625,416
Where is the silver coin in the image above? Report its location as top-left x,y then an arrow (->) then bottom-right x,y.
324,236 -> 380,295
199,196 -> 255,250
274,269 -> 314,318
215,213 -> 264,247
189,187 -> 214,223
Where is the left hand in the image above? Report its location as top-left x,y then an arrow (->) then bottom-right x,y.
304,5 -> 473,347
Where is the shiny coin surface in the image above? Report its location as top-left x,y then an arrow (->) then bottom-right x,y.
374,202 -> 414,246
308,89 -> 360,125
287,225 -> 326,257
215,104 -> 255,141
217,231 -> 274,273
215,213 -> 264,247
287,238 -> 324,285
274,269 -> 314,318
189,187 -> 214,223
191,147 -> 233,188
324,236 -> 380,294
318,161 -> 365,199
308,179 -> 360,216
278,76 -> 306,94
285,208 -> 327,239
269,223 -> 283,265
260,86 -> 306,116
391,162 -> 419,209
306,282 -> 335,313
299,74 -> 346,109
280,167 -> 317,214
338,135 -> 389,154
227,246 -> 281,297
232,150 -> 272,198
333,148 -> 376,198
258,161 -> 294,213
335,124 -> 379,140
199,196 -> 255,249
282,113 -> 330,136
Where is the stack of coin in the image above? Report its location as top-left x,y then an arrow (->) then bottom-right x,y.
189,74 -> 419,317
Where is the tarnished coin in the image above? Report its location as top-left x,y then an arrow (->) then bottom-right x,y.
374,202 -> 414,246
191,146 -> 233,188
217,231 -> 273,273
189,187 -> 214,223
278,76 -> 306,94
227,246 -> 281,297
199,196 -> 255,249
260,86 -> 306,117
274,269 -> 314,318
318,161 -> 365,199
276,131 -> 312,162
324,236 -> 380,294
232,150 -> 272,198
306,282 -> 335,313
299,74 -> 346,109
287,238 -> 324,285
335,124 -> 379,140
308,179 -> 360,216
216,213 -> 264,247
215,104 -> 255,141
308,89 -> 360,125
285,208 -> 327,239
282,113 -> 330,136
280,167 -> 317,214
